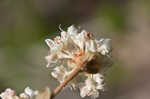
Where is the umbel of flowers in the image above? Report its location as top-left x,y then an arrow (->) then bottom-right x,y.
45,25 -> 112,98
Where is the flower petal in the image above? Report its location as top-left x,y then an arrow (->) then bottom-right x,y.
45,39 -> 55,49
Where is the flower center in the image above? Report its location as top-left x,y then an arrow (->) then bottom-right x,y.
84,32 -> 92,40
72,50 -> 85,63
54,37 -> 61,43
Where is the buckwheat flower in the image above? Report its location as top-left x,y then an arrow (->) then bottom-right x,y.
96,38 -> 112,55
79,74 -> 104,98
19,87 -> 38,99
19,93 -> 29,99
0,88 -> 19,99
51,65 -> 69,83
45,25 -> 112,98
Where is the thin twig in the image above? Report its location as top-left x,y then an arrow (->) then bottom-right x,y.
51,65 -> 82,99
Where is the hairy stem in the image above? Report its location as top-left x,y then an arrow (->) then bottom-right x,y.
51,65 -> 82,99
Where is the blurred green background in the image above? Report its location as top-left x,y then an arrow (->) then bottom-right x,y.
0,0 -> 150,99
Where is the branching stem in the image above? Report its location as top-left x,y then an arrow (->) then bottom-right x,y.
51,64 -> 83,99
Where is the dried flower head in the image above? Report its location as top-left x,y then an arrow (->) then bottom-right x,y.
45,25 -> 112,98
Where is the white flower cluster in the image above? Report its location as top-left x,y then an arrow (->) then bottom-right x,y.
79,74 -> 104,98
45,25 -> 112,98
0,87 -> 38,99
20,87 -> 38,99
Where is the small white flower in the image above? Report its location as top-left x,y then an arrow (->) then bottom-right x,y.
0,87 -> 39,99
51,65 -> 69,83
96,38 -> 112,55
20,87 -> 38,99
24,87 -> 35,97
45,25 -> 112,98
19,93 -> 29,99
79,74 -> 104,98
0,88 -> 19,99
67,25 -> 78,35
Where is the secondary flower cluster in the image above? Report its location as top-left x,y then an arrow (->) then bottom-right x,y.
0,87 -> 38,99
45,25 -> 112,98
0,87 -> 51,99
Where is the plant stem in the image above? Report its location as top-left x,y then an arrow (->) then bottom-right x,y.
51,65 -> 82,99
